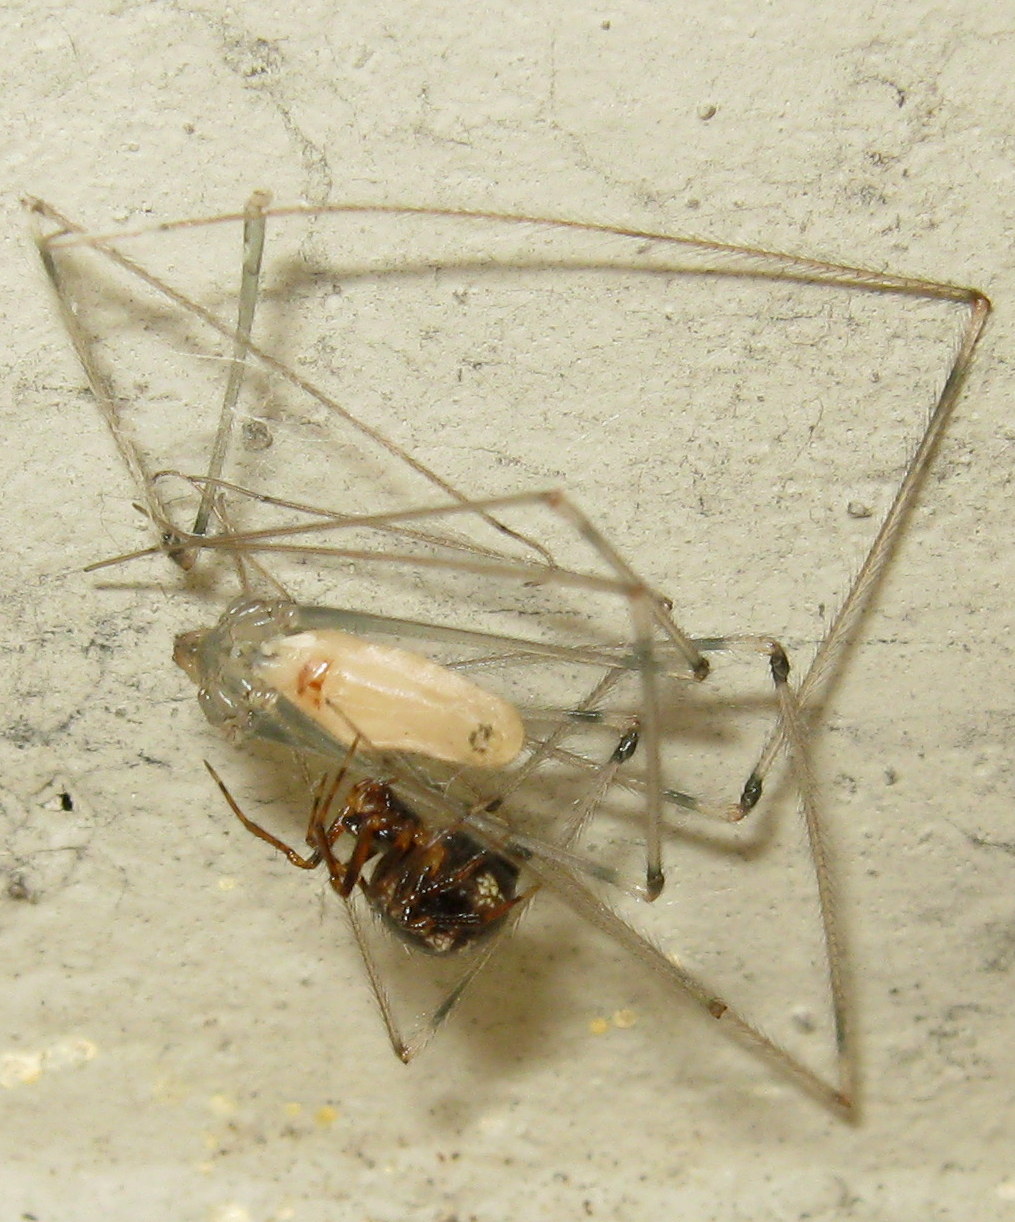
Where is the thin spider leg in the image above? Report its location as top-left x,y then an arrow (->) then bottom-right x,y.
207,489 -> 293,599
680,633 -> 856,1103
744,287 -> 990,791
34,197 -> 983,304
306,740 -> 366,853
28,205 -> 188,563
88,497 -> 638,603
467,803 -> 853,1117
492,667 -> 631,810
191,190 -> 270,543
203,760 -> 323,869
527,488 -> 711,898
164,470 -> 566,568
343,894 -> 529,1063
308,769 -> 346,845
679,631 -> 823,820
534,741 -> 707,818
476,724 -> 646,900
558,720 -> 642,852
771,656 -> 855,1108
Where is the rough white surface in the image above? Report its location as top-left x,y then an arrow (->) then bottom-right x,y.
2,2 -> 1013,1220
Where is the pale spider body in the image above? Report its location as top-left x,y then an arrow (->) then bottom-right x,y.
174,595 -> 525,768
30,194 -> 990,1117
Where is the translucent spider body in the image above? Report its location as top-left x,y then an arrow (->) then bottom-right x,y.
29,194 -> 991,1118
174,595 -> 525,768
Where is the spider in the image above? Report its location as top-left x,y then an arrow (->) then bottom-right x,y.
28,193 -> 990,1118
204,756 -> 527,957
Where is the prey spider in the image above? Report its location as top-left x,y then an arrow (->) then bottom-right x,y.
28,193 -> 989,1119
204,737 -> 539,958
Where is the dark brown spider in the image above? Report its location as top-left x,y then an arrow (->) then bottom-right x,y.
204,761 -> 523,955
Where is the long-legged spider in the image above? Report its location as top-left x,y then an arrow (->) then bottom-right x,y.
28,194 -> 989,1118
